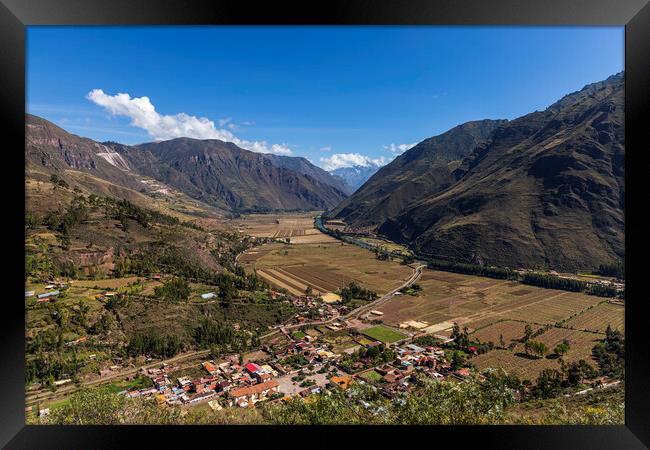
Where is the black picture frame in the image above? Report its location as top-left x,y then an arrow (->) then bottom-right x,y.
1,1 -> 648,448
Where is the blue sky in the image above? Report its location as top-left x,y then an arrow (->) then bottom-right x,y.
27,26 -> 623,170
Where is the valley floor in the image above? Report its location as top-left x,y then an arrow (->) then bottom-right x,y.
26,211 -> 625,424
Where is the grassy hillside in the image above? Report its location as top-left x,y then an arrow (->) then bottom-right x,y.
25,182 -> 294,388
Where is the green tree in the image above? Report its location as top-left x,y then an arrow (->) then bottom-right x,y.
449,350 -> 467,370
219,280 -> 234,309
523,324 -> 533,343
262,373 -> 515,425
154,277 -> 190,302
525,340 -> 548,359
554,340 -> 570,358
532,369 -> 563,398
46,386 -> 128,425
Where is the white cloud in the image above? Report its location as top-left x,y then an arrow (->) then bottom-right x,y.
319,153 -> 387,171
319,140 -> 419,170
385,142 -> 417,155
319,146 -> 332,152
86,89 -> 292,155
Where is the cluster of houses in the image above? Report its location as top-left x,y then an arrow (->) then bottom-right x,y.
281,294 -> 341,325
268,334 -> 338,371
33,278 -> 471,411
113,301 -> 471,410
370,343 -> 448,398
123,359 -> 283,408
120,329 -> 352,409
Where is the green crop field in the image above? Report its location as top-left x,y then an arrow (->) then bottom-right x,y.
362,325 -> 407,344
360,370 -> 383,383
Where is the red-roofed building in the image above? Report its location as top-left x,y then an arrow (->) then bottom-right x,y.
202,361 -> 217,375
245,363 -> 262,375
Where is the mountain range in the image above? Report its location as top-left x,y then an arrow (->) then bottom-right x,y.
329,164 -> 382,193
26,115 -> 349,213
329,118 -> 507,226
329,73 -> 625,271
26,72 -> 624,270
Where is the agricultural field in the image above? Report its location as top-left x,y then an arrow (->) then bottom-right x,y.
74,276 -> 145,290
472,349 -> 565,380
323,219 -> 346,232
370,267 -> 622,381
472,320 -> 543,346
356,237 -> 413,256
500,293 -> 603,325
231,213 -> 337,243
361,325 -> 408,344
237,247 -> 274,264
73,277 -> 163,296
376,270 -> 605,333
241,242 -> 413,297
472,328 -> 604,381
25,283 -> 108,343
532,328 -> 602,364
563,301 -> 625,333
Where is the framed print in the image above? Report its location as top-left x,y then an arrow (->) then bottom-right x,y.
1,0 -> 648,448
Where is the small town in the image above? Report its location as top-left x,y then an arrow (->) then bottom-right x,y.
30,277 -> 475,416
109,298 -> 458,412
